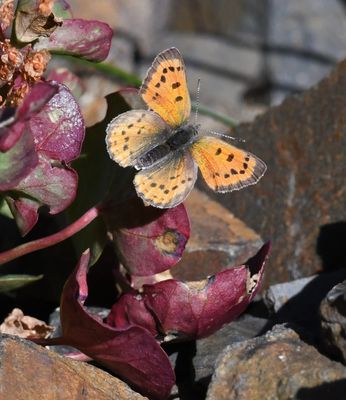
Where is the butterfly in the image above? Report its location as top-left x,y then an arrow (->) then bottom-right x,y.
106,47 -> 266,209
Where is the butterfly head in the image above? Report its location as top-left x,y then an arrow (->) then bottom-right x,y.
166,123 -> 198,150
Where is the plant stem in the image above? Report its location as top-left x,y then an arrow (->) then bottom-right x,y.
0,206 -> 100,265
56,56 -> 238,128
56,55 -> 142,87
193,103 -> 238,128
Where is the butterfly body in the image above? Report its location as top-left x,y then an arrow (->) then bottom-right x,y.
106,47 -> 267,208
137,123 -> 198,169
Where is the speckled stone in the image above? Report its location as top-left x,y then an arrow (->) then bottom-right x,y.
0,334 -> 147,400
207,324 -> 346,400
215,59 -> 346,285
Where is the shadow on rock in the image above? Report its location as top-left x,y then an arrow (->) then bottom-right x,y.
317,221 -> 346,271
296,378 -> 346,400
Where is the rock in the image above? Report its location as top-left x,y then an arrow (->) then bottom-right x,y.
320,280 -> 346,363
174,189 -> 263,281
0,334 -> 147,400
216,59 -> 346,285
268,0 -> 346,104
167,314 -> 268,399
262,269 -> 346,340
207,324 -> 346,400
264,275 -> 315,312
193,315 -> 268,383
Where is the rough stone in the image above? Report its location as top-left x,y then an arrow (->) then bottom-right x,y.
207,324 -> 346,400
173,189 -> 263,281
268,0 -> 346,104
262,269 -> 346,342
0,334 -> 147,400
215,59 -> 346,285
193,314 -> 268,383
320,280 -> 346,363
264,275 -> 315,313
167,314 -> 268,399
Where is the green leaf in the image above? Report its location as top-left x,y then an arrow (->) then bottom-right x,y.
0,196 -> 13,219
52,0 -> 73,20
0,129 -> 38,191
0,274 -> 43,293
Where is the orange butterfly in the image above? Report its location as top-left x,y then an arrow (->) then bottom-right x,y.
106,47 -> 266,208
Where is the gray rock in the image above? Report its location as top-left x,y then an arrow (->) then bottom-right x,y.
207,324 -> 346,400
264,275 -> 315,312
218,60 -> 346,286
168,314 -> 268,399
268,0 -> 346,104
262,269 -> 346,340
320,280 -> 346,363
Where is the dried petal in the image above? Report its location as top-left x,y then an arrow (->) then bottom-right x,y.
37,0 -> 53,16
0,0 -> 14,31
0,39 -> 23,82
22,48 -> 51,82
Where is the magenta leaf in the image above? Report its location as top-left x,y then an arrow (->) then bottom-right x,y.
5,156 -> 78,235
109,198 -> 190,276
60,250 -> 175,400
107,243 -> 270,341
0,129 -> 38,191
0,82 -> 58,152
1,82 -> 84,235
47,68 -> 84,99
5,196 -> 40,235
34,19 -> 113,62
29,81 -> 85,163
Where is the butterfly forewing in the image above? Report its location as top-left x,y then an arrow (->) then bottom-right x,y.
190,136 -> 267,192
105,110 -> 171,168
139,47 -> 191,128
134,151 -> 198,208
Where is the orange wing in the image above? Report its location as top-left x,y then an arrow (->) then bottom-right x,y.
139,47 -> 191,128
190,136 -> 266,192
134,151 -> 197,208
105,110 -> 170,168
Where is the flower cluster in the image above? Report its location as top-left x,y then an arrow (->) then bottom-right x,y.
0,0 -> 54,105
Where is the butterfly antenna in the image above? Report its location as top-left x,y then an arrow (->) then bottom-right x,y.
194,78 -> 201,126
209,131 -> 246,143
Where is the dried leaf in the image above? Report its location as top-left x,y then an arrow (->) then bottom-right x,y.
0,308 -> 54,339
15,0 -> 62,43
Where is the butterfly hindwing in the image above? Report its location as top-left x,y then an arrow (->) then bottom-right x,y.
134,150 -> 198,208
139,47 -> 191,128
105,110 -> 171,168
190,136 -> 267,192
